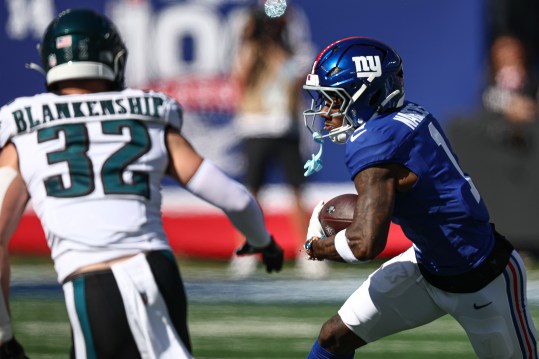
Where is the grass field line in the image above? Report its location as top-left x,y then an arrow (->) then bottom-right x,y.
190,316 -> 467,337
191,320 -> 317,337
11,275 -> 539,305
10,258 -> 539,306
15,322 -> 68,334
185,277 -> 539,305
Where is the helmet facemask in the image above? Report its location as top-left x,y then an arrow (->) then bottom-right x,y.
303,85 -> 357,144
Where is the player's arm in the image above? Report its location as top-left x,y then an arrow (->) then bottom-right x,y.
164,128 -> 283,272
346,165 -> 396,259
0,144 -> 31,357
309,164 -> 413,262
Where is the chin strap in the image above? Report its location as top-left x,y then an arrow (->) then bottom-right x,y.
304,132 -> 324,177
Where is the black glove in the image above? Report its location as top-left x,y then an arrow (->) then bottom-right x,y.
0,338 -> 29,359
236,236 -> 284,273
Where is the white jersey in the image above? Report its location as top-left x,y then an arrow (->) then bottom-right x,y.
0,88 -> 182,282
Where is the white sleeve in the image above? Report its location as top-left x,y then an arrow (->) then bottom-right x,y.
0,106 -> 15,148
186,160 -> 271,248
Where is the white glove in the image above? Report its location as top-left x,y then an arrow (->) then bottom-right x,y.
306,200 -> 325,240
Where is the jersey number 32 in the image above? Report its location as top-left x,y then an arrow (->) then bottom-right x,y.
38,120 -> 150,198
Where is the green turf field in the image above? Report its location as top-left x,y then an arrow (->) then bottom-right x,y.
11,298 -> 485,358
8,256 -> 539,358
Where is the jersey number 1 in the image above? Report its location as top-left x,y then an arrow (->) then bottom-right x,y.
428,122 -> 481,203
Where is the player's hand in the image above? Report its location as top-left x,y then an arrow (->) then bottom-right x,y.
306,200 -> 325,240
236,236 -> 284,273
0,337 -> 30,359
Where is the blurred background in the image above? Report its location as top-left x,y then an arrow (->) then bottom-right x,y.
2,0 -> 539,260
3,0 -> 539,357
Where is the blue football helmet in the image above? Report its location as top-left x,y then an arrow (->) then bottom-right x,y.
303,36 -> 404,144
37,8 -> 127,91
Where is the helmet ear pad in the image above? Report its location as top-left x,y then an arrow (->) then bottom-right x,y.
40,8 -> 128,90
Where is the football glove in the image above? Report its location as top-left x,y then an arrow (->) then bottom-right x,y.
236,236 -> 284,273
306,200 -> 325,240
0,337 -> 29,359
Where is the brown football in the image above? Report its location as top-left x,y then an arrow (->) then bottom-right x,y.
319,193 -> 357,236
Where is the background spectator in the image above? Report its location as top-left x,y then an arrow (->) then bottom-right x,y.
481,34 -> 539,148
487,0 -> 539,68
228,7 -> 327,277
448,33 -> 539,256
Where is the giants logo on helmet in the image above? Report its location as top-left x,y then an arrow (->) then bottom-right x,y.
352,56 -> 381,78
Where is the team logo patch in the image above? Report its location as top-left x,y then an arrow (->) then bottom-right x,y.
352,55 -> 382,78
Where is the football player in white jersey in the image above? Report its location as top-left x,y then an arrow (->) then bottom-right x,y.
0,8 -> 283,358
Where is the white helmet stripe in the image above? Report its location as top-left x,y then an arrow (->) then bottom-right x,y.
46,62 -> 115,85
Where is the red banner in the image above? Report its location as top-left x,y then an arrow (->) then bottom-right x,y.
11,210 -> 412,260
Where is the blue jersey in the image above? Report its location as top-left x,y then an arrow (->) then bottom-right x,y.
345,101 -> 494,276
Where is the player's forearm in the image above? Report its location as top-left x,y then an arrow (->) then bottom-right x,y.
186,159 -> 271,248
0,172 -> 30,268
224,201 -> 272,249
310,232 -> 380,262
0,164 -> 31,343
309,235 -> 347,262
345,217 -> 390,261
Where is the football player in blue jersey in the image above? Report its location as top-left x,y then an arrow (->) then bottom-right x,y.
302,37 -> 538,358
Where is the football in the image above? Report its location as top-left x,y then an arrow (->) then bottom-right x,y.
319,193 -> 358,236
